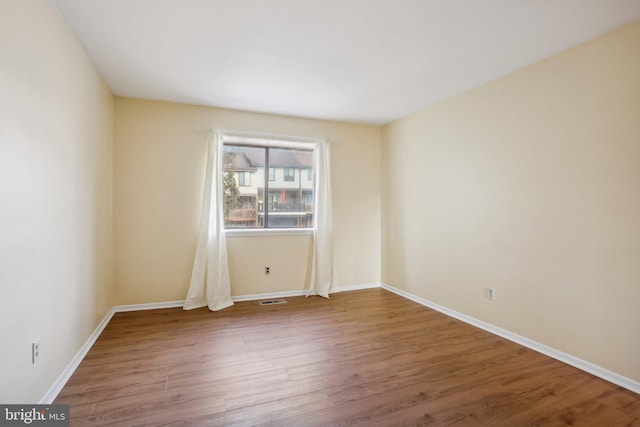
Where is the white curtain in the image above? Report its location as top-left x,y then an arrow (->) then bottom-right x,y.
184,132 -> 234,311
307,140 -> 336,298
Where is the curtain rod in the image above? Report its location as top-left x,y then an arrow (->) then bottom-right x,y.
193,126 -> 329,144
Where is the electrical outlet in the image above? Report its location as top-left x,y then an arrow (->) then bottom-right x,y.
32,339 -> 40,364
264,266 -> 271,275
486,287 -> 496,301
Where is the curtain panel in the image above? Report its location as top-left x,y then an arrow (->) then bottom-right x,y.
184,132 -> 234,311
307,140 -> 336,298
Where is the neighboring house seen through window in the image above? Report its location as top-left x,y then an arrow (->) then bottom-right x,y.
223,142 -> 314,229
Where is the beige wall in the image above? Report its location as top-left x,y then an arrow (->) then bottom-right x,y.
382,21 -> 640,381
114,98 -> 381,304
0,0 -> 114,403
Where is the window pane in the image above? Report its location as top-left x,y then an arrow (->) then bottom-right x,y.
238,171 -> 251,186
267,148 -> 313,228
284,167 -> 295,181
223,143 -> 313,229
223,145 -> 264,228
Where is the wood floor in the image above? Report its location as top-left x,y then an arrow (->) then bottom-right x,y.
55,288 -> 639,426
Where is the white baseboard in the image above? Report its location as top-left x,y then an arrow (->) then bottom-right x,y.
230,283 -> 382,302
381,283 -> 640,395
39,309 -> 116,404
333,282 -> 381,293
39,301 -> 184,404
112,300 -> 184,312
232,290 -> 307,302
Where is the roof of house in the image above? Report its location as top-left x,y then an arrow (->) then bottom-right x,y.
225,147 -> 313,170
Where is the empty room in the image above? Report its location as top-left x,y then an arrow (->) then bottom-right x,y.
1,0 -> 639,425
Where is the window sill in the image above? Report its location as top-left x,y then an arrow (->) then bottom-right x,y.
225,228 -> 313,237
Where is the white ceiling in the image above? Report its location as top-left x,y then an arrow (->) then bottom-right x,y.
51,0 -> 640,125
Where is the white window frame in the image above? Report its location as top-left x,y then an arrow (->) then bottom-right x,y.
222,133 -> 317,237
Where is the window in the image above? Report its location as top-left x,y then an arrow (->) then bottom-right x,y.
223,141 -> 314,229
238,171 -> 250,186
284,167 -> 295,182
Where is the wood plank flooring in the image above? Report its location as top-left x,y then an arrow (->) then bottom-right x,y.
55,288 -> 639,426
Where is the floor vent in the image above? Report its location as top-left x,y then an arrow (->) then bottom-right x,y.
259,299 -> 288,305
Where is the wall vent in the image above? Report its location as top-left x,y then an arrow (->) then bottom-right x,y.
259,299 -> 287,305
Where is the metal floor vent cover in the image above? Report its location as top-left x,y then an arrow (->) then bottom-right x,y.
259,299 -> 288,305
